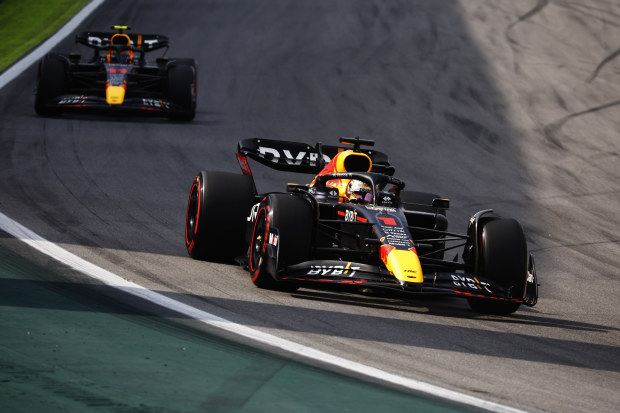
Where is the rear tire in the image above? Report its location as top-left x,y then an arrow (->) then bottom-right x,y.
400,191 -> 445,215
249,194 -> 313,291
185,171 -> 255,262
468,218 -> 527,314
400,191 -> 447,259
167,60 -> 197,121
35,54 -> 67,116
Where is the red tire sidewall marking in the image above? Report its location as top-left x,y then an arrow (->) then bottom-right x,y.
250,207 -> 267,281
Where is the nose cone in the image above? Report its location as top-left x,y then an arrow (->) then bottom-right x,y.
380,246 -> 423,283
106,85 -> 126,104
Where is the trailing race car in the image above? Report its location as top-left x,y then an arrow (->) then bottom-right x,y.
35,25 -> 197,121
185,137 -> 539,314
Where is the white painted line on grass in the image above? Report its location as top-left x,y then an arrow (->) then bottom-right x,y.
0,211 -> 528,413
0,0 -> 105,89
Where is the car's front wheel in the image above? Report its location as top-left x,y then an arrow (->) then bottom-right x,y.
35,54 -> 67,116
467,218 -> 528,314
249,194 -> 313,291
167,59 -> 197,121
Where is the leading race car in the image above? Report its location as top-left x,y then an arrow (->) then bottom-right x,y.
185,137 -> 538,314
35,25 -> 197,121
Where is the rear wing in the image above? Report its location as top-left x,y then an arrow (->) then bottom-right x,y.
76,32 -> 170,52
237,138 -> 394,175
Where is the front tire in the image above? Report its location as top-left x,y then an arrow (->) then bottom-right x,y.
249,194 -> 313,291
167,60 -> 197,121
185,171 -> 255,262
468,218 -> 528,314
35,54 -> 67,116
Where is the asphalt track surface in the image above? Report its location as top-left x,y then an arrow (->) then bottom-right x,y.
0,1 -> 619,412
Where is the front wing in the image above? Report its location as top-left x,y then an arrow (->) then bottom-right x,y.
38,94 -> 186,116
279,260 -> 531,305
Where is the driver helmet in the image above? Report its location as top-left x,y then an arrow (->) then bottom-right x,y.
111,33 -> 131,46
108,34 -> 133,63
346,180 -> 373,203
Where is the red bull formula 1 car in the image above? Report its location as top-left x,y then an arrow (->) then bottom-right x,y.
185,137 -> 539,314
35,26 -> 196,121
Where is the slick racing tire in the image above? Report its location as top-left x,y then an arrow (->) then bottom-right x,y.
468,218 -> 528,315
249,194 -> 313,292
167,59 -> 197,121
400,191 -> 445,215
185,171 -> 255,262
35,54 -> 67,116
400,191 -> 447,259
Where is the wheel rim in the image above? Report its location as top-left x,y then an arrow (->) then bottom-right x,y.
185,182 -> 200,245
250,209 -> 266,274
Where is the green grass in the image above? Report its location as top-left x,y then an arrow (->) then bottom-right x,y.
0,0 -> 90,72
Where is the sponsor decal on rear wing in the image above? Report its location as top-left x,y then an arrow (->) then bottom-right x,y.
76,32 -> 170,51
237,138 -> 394,174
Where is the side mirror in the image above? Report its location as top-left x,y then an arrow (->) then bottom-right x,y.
432,198 -> 450,209
287,183 -> 305,192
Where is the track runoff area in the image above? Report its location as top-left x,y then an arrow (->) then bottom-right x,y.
0,2 -> 528,412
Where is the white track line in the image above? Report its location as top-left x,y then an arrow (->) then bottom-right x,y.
0,1 -> 528,411
0,0 -> 105,88
0,211 -> 528,413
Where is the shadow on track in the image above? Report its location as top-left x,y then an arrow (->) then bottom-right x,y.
2,275 -> 618,373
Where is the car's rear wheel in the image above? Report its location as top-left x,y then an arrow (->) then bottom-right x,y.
467,218 -> 528,314
400,191 -> 447,259
185,171 -> 255,262
35,54 -> 67,116
249,194 -> 313,291
167,59 -> 197,121
400,191 -> 445,214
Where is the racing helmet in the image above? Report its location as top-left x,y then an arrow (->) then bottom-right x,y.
346,180 -> 373,203
111,33 -> 131,46
108,34 -> 133,63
